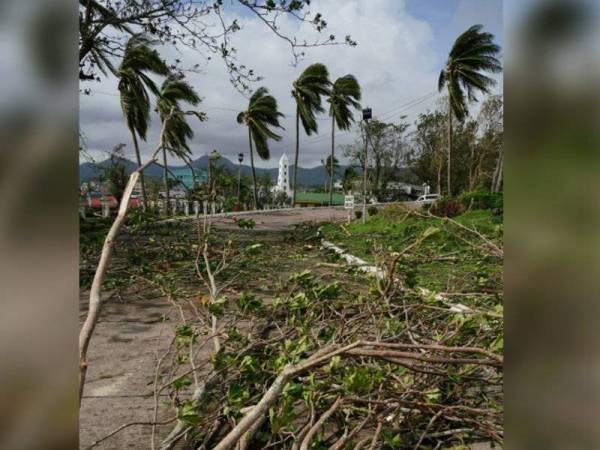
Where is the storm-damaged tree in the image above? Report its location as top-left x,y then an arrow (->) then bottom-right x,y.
156,74 -> 206,214
438,24 -> 502,196
237,87 -> 284,209
117,34 -> 169,210
79,0 -> 355,93
79,108 -> 178,403
327,75 -> 361,205
291,63 -> 331,206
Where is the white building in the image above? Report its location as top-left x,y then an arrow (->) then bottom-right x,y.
274,153 -> 292,198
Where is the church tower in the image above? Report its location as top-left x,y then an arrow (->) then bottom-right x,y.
277,153 -> 292,198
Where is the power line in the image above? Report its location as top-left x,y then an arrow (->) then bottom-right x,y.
272,91 -> 440,153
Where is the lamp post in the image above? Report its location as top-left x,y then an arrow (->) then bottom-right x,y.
361,107 -> 372,224
237,152 -> 244,201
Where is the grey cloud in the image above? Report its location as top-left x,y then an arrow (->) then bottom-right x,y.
80,0 -> 502,168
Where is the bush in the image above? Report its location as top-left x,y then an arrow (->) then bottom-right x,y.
354,210 -> 363,220
430,196 -> 464,218
380,204 -> 410,221
459,190 -> 503,210
367,206 -> 378,216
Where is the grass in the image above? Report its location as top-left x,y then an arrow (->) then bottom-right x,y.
320,205 -> 503,294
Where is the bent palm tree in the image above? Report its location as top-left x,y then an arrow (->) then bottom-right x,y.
237,87 -> 284,209
438,24 -> 501,196
291,63 -> 331,206
157,74 -> 205,214
327,75 -> 361,205
117,34 -> 169,210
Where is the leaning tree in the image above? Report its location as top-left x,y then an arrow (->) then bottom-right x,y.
156,74 -> 205,214
237,87 -> 284,209
438,24 -> 501,196
327,75 -> 361,205
117,34 -> 169,210
291,63 -> 331,205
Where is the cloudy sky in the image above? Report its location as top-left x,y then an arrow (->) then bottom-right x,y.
80,0 -> 503,169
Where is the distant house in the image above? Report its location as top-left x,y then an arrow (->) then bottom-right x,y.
295,192 -> 345,207
168,167 -> 207,190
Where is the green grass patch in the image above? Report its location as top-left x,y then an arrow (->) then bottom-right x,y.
320,207 -> 503,293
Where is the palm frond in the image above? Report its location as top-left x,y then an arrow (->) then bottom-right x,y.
442,25 -> 501,119
238,86 -> 284,160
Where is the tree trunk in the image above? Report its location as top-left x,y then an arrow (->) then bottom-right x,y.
468,143 -> 476,191
248,128 -> 258,210
329,118 -> 335,206
493,150 -> 503,192
436,153 -> 442,195
131,131 -> 148,211
163,148 -> 170,215
293,110 -> 300,207
79,108 -> 174,404
447,95 -> 453,196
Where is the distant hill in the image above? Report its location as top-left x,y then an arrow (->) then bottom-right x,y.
79,155 -> 351,188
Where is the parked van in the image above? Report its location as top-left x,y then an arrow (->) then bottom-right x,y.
415,194 -> 439,205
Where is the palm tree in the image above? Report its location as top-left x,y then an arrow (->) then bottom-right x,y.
327,75 -> 361,205
237,87 -> 284,209
117,34 -> 169,210
438,24 -> 501,196
291,63 -> 331,206
156,74 -> 204,214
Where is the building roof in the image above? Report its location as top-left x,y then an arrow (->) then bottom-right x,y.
295,192 -> 345,205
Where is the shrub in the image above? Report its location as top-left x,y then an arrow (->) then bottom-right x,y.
367,206 -> 378,216
459,190 -> 503,210
430,196 -> 464,218
380,204 -> 410,221
354,210 -> 363,220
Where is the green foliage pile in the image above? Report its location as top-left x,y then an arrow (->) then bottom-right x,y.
80,210 -> 502,449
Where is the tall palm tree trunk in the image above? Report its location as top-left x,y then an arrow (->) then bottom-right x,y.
162,148 -> 170,215
131,131 -> 148,211
329,118 -> 335,206
293,110 -> 300,207
447,95 -> 453,196
248,128 -> 258,210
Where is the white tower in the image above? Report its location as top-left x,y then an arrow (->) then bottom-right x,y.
277,153 -> 292,198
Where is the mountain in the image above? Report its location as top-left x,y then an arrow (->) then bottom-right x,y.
79,157 -> 165,181
79,155 -> 348,188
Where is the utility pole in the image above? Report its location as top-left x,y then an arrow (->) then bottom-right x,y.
237,152 -> 244,202
361,107 -> 372,224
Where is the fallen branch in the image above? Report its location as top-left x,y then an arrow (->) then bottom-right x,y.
299,397 -> 342,450
79,108 -> 175,403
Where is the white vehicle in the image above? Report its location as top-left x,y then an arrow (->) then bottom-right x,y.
415,194 -> 439,205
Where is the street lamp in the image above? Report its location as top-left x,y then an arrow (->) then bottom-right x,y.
361,108 -> 372,224
237,152 -> 244,201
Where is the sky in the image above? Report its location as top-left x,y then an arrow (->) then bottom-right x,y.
79,0 -> 503,169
